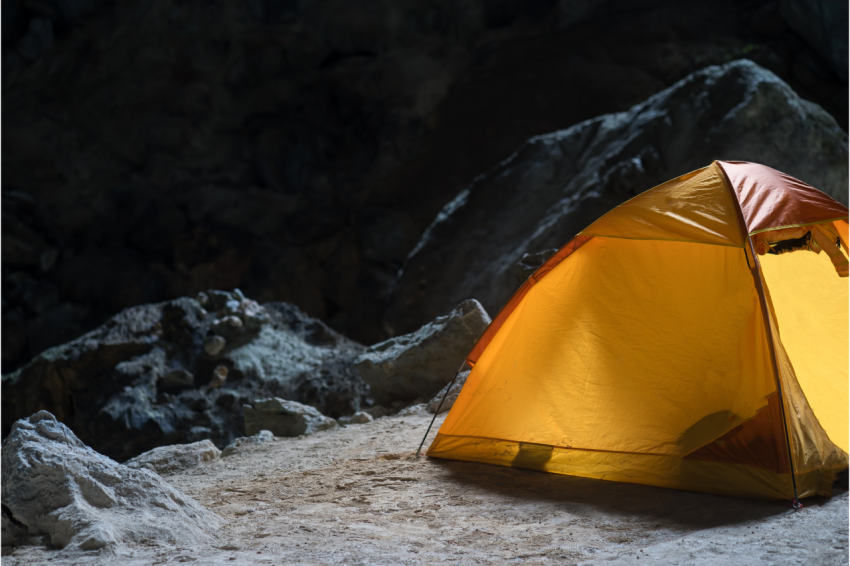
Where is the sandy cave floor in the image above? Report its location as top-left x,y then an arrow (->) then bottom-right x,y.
4,407 -> 848,565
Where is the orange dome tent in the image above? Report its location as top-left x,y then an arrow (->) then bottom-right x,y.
426,161 -> 849,501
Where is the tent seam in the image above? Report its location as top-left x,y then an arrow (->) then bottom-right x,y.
747,217 -> 850,236
578,232 -> 743,248
431,432 -> 791,474
714,160 -> 801,503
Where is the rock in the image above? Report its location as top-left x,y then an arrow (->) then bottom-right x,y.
211,315 -> 243,338
209,365 -> 229,389
780,0 -> 848,81
338,411 -> 374,425
124,440 -> 221,476
2,292 -> 367,461
396,403 -> 428,417
221,430 -> 274,458
363,406 -> 392,419
243,398 -> 338,437
204,335 -> 227,356
2,506 -> 28,547
1,411 -> 222,551
356,300 -> 490,405
386,60 -> 849,334
427,371 -> 471,414
200,290 -> 238,311
227,302 -> 369,417
229,298 -> 271,331
516,249 -> 559,286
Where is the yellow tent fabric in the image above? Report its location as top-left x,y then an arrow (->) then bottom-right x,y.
581,164 -> 743,247
427,161 -> 849,500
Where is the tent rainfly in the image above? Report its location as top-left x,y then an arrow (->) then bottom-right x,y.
427,161 -> 849,502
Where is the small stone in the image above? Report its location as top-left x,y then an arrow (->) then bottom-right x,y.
203,335 -> 227,356
238,300 -> 271,331
211,315 -> 243,338
124,440 -> 221,476
397,403 -> 428,417
338,411 -> 374,425
221,430 -> 274,458
196,292 -> 210,307
255,430 -> 274,441
204,290 -> 234,311
209,365 -> 228,389
223,300 -> 242,315
232,288 -> 246,302
244,398 -> 338,437
363,405 -> 392,419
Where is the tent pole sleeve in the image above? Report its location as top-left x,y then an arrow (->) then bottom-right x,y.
415,360 -> 468,457
715,162 -> 802,507
746,234 -> 802,508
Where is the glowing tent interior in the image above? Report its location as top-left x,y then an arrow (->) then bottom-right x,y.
427,161 -> 849,501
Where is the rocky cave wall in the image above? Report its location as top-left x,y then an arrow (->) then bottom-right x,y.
3,0 -> 848,371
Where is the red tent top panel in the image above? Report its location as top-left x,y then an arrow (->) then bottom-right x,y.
717,161 -> 848,235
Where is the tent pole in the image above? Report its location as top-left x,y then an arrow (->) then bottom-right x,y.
415,360 -> 468,457
745,236 -> 803,509
716,162 -> 803,509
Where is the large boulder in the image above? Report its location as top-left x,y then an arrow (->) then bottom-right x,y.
124,440 -> 221,476
1,290 -> 367,461
386,60 -> 849,334
1,411 -> 222,551
356,299 -> 490,405
243,398 -> 338,437
780,0 -> 848,82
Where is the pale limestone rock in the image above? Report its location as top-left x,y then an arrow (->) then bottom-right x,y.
1,411 -> 223,551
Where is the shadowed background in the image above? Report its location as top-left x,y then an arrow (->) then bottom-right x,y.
2,0 -> 848,372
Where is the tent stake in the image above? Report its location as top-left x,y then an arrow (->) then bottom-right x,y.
415,361 -> 468,457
